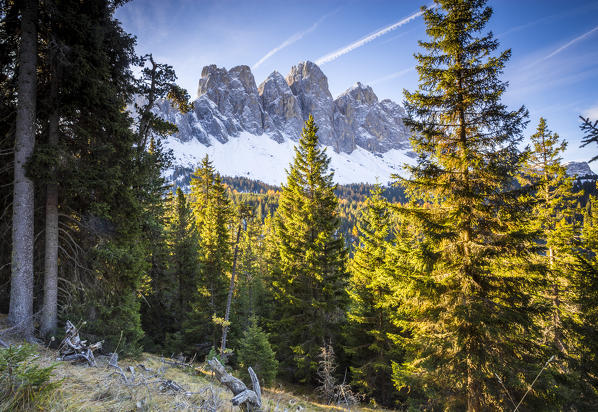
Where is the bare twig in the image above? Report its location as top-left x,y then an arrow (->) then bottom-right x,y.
513,355 -> 555,412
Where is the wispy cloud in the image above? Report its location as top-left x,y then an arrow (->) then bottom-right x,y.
252,10 -> 338,70
369,66 -> 414,86
378,28 -> 416,45
584,105 -> 598,121
315,7 -> 428,66
542,25 -> 598,61
506,49 -> 598,99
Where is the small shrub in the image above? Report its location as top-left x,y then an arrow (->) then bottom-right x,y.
236,316 -> 278,386
0,344 -> 60,411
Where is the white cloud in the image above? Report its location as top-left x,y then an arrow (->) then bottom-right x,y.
542,25 -> 598,61
252,10 -> 337,70
583,105 -> 598,121
315,6 -> 428,66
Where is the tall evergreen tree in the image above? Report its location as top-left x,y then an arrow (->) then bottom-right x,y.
187,156 -> 231,352
394,1 -> 539,410
229,215 -> 266,348
569,189 -> 598,408
220,202 -> 253,355
142,186 -> 199,353
346,185 -> 403,406
33,0 -> 159,355
267,115 -> 348,383
521,118 -> 578,355
169,187 -> 200,339
9,0 -> 37,338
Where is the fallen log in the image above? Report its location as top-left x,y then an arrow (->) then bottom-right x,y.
207,358 -> 262,412
57,320 -> 103,367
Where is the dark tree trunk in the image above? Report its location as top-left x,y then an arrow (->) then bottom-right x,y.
41,64 -> 59,336
9,0 -> 38,339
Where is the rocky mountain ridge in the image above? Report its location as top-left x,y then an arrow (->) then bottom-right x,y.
158,60 -> 411,155
155,60 -> 595,186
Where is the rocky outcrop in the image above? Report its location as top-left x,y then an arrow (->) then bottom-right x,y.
197,64 -> 265,137
285,61 -> 337,147
566,161 -> 596,177
258,71 -> 303,142
335,82 -> 411,153
157,60 -> 411,154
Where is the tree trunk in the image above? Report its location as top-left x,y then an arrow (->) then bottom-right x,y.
467,357 -> 481,412
9,0 -> 38,339
41,50 -> 60,337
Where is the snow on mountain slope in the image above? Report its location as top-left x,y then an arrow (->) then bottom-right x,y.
158,60 -> 595,189
165,131 -> 415,186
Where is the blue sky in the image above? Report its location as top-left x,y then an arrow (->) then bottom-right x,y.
115,0 -> 598,163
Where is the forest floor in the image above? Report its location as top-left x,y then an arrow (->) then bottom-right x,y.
34,348 -> 393,411
0,318 -> 390,411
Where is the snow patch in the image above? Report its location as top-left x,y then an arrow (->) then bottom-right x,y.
165,132 -> 414,186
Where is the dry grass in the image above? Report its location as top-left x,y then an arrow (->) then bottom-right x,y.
5,345 -> 390,411
0,314 -> 390,412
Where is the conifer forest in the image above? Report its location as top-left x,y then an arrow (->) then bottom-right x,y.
1,0 -> 598,411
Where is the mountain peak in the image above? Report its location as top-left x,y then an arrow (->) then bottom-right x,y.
339,82 -> 378,105
566,161 -> 596,177
156,60 -> 413,185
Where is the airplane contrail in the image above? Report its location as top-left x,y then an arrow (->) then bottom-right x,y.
253,11 -> 337,70
315,7 -> 427,66
543,25 -> 598,61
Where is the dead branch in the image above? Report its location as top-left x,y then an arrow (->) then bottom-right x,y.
207,357 -> 262,411
57,320 -> 103,367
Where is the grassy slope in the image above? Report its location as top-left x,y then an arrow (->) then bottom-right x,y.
4,343 -> 389,411
0,315 -> 390,411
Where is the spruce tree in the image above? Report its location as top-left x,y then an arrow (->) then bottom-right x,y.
230,215 -> 266,348
521,118 -> 578,355
237,316 -> 278,386
569,190 -> 598,407
142,187 -> 199,353
346,185 -> 402,406
168,187 -> 200,341
221,202 -> 253,355
268,115 -> 348,383
394,1 -> 538,410
187,156 -> 231,352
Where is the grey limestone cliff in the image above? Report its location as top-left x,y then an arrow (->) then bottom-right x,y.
158,60 -> 411,154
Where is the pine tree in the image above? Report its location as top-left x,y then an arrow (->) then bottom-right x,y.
32,1 -> 165,355
518,118 -> 584,408
394,1 -> 538,410
346,185 -> 402,406
169,187 -> 200,341
268,115 -> 348,383
230,215 -> 266,348
569,190 -> 598,407
237,317 -> 278,386
142,187 -> 199,353
187,156 -> 231,352
221,202 -> 253,355
521,118 -> 578,355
